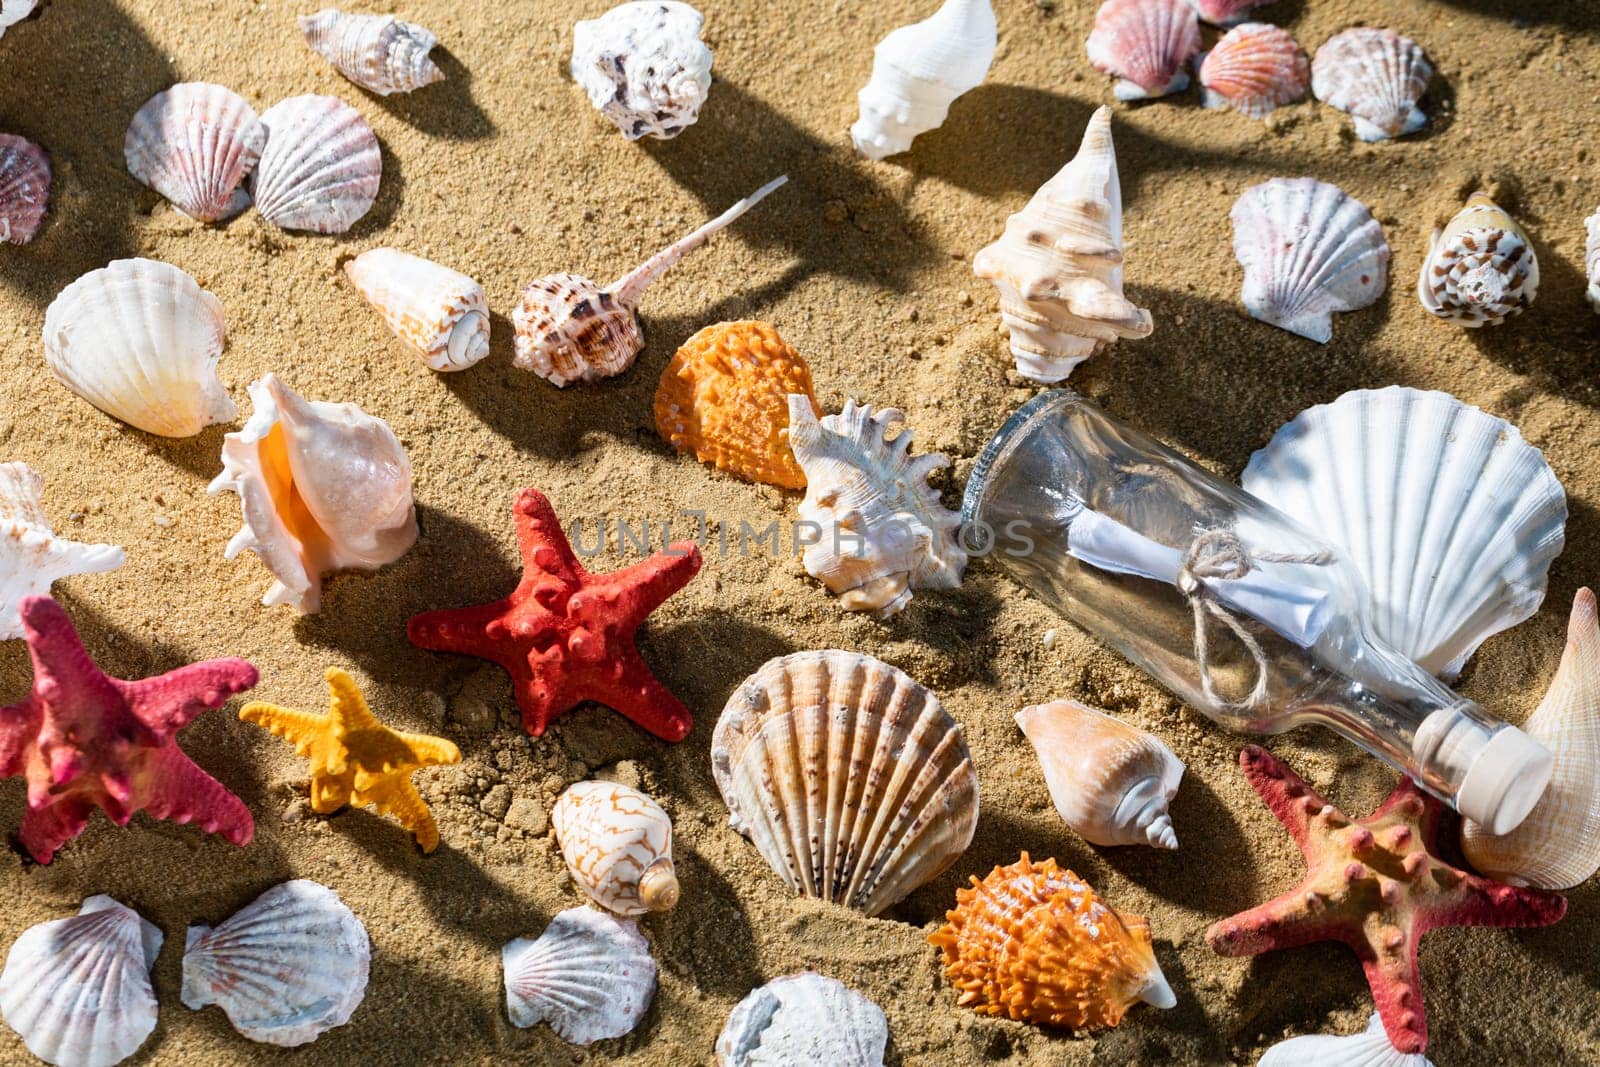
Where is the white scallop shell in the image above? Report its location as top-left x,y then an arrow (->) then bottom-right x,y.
1229,177 -> 1390,343
1311,27 -> 1432,142
0,896 -> 161,1067
180,880 -> 370,1048
502,906 -> 657,1045
0,1 -> 36,36
208,373 -> 418,613
1417,192 -> 1539,327
571,1 -> 713,141
252,94 -> 381,234
0,462 -> 124,641
299,8 -> 444,96
1586,208 -> 1600,314
344,248 -> 490,371
1260,1013 -> 1435,1067
42,258 -> 237,437
124,82 -> 266,223
850,0 -> 996,161
1086,0 -> 1202,101
786,398 -> 967,618
715,972 -> 888,1067
552,781 -> 679,916
712,650 -> 979,917
1241,386 -> 1567,680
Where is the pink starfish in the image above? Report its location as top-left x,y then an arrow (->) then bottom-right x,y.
0,596 -> 258,864
1207,744 -> 1566,1053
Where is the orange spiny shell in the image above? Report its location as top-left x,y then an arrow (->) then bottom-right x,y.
653,320 -> 819,489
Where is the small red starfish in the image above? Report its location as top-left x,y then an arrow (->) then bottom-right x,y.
0,596 -> 258,864
407,488 -> 702,742
1206,745 -> 1566,1053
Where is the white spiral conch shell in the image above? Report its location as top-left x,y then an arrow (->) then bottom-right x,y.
1417,192 -> 1539,327
502,906 -> 657,1045
181,880 -> 369,1048
786,397 -> 966,618
1015,699 -> 1184,850
0,896 -> 161,1067
0,1 -> 36,37
0,462 -> 124,641
1311,27 -> 1432,142
552,780 -> 680,916
712,650 -> 979,916
715,972 -> 889,1067
43,258 -> 237,437
1461,588 -> 1600,890
571,1 -> 713,141
252,94 -> 381,234
298,8 -> 444,96
973,106 -> 1152,382
123,82 -> 265,223
344,248 -> 490,371
1259,1013 -> 1435,1067
850,0 -> 996,161
208,373 -> 418,613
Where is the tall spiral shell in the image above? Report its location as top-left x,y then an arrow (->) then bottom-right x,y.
252,94 -> 381,234
552,780 -> 680,916
123,82 -> 266,223
850,0 -> 997,160
1086,0 -> 1202,101
1198,22 -> 1309,120
502,907 -> 657,1045
1417,192 -> 1538,327
1311,27 -> 1432,142
715,973 -> 889,1067
344,248 -> 490,371
298,8 -> 444,96
0,134 -> 51,244
571,1 -> 713,141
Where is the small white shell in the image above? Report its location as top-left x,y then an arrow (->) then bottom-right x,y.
0,133 -> 51,244
1259,1013 -> 1435,1067
850,0 -> 997,160
1585,208 -> 1600,314
181,880 -> 370,1048
1229,177 -> 1390,343
298,8 -> 444,96
0,0 -> 36,36
124,82 -> 266,223
0,462 -> 124,641
1417,192 -> 1539,327
1086,0 -> 1202,101
208,373 -> 418,613
252,94 -> 381,234
42,258 -> 237,437
344,248 -> 490,371
0,896 -> 161,1067
715,972 -> 889,1067
552,781 -> 679,916
1311,27 -> 1432,142
502,906 -> 657,1045
571,1 -> 713,141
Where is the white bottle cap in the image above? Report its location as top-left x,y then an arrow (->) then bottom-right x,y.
1456,725 -> 1553,835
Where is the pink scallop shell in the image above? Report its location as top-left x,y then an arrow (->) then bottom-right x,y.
0,134 -> 51,244
252,95 -> 381,234
1086,0 -> 1203,101
124,83 -> 266,223
1311,27 -> 1433,141
1199,23 -> 1309,119
1187,0 -> 1274,27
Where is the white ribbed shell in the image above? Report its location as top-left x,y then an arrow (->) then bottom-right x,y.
298,9 -> 444,96
850,0 -> 996,160
502,907 -> 657,1045
1311,27 -> 1432,142
344,248 -> 490,371
0,462 -> 124,641
252,94 -> 381,234
552,781 -> 679,916
123,82 -> 265,223
571,1 -> 713,141
715,972 -> 889,1067
1260,1013 -> 1436,1067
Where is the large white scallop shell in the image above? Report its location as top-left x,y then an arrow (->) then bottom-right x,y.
552,780 -> 680,916
1241,386 -> 1567,679
712,650 -> 979,917
502,906 -> 657,1045
124,82 -> 266,223
252,94 -> 381,234
208,373 -> 418,613
1260,1013 -> 1435,1067
1229,177 -> 1389,343
181,880 -> 370,1047
344,248 -> 490,371
715,972 -> 889,1067
0,134 -> 51,244
571,1 -> 713,141
1417,192 -> 1539,328
0,462 -> 124,641
0,1 -> 37,37
850,0 -> 997,161
1086,0 -> 1202,101
0,896 -> 161,1067
42,258 -> 237,437
298,8 -> 444,96
1311,27 -> 1432,142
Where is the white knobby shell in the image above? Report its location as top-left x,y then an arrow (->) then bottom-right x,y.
502,906 -> 657,1045
344,248 -> 490,371
1311,27 -> 1432,142
252,94 -> 381,234
1086,0 -> 1202,101
0,133 -> 52,244
1586,209 -> 1600,314
124,82 -> 266,223
42,258 -> 237,437
1015,699 -> 1184,850
298,8 -> 444,96
712,650 -> 979,917
1241,386 -> 1567,679
1259,1013 -> 1436,1067
850,0 -> 996,160
715,972 -> 889,1067
0,462 -> 124,641
208,373 -> 419,613
571,1 -> 713,141
552,780 -> 680,916
1417,192 -> 1539,327
0,0 -> 36,36
181,880 -> 370,1048
1229,177 -> 1389,343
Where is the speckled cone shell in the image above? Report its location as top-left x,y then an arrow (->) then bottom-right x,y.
973,106 -> 1153,383
0,896 -> 162,1067
1015,700 -> 1184,850
1585,209 -> 1600,313
1198,22 -> 1309,119
1085,0 -> 1201,101
0,134 -> 51,244
715,972 -> 889,1066
1311,27 -> 1432,142
1417,192 -> 1539,328
653,320 -> 819,488
1187,0 -> 1274,27
123,82 -> 265,223
1260,1013 -> 1436,1067
298,8 -> 444,96
850,0 -> 997,160
252,94 -> 381,234
502,906 -> 657,1045
552,780 -> 681,916
1462,589 -> 1600,890
930,854 -> 1175,1029
571,1 -> 713,141
711,650 -> 979,917
0,462 -> 125,641
344,248 -> 490,371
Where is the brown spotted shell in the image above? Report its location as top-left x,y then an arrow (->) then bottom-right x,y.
510,272 -> 639,387
1416,192 -> 1539,328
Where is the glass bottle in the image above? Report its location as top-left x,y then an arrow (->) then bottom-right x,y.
962,390 -> 1552,834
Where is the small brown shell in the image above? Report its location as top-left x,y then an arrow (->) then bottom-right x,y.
510,273 -> 639,387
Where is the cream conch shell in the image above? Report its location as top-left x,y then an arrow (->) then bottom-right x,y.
571,1 -> 713,141
1015,699 -> 1184,850
0,462 -> 125,642
344,248 -> 490,371
973,106 -> 1152,383
1417,192 -> 1538,328
552,780 -> 680,916
298,8 -> 444,96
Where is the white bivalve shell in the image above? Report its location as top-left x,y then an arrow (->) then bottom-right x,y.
1260,1013 -> 1436,1067
1585,208 -> 1600,314
1311,27 -> 1432,142
501,906 -> 657,1045
1015,699 -> 1184,850
252,94 -> 381,234
571,1 -> 713,141
42,258 -> 237,437
0,896 -> 161,1067
850,0 -> 997,161
712,650 -> 979,916
552,780 -> 680,916
124,82 -> 265,223
181,880 -> 370,1047
715,972 -> 889,1067
0,1 -> 36,37
1417,192 -> 1539,327
208,373 -> 419,614
298,8 -> 444,96
344,248 -> 490,371
1229,177 -> 1389,343
1242,386 -> 1567,680
0,462 -> 124,641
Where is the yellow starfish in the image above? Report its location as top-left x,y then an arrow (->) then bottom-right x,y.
241,667 -> 461,852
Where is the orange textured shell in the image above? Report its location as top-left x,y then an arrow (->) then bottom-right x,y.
653,320 -> 820,489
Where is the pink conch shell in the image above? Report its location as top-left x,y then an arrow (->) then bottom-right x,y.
553,780 -> 680,916
1086,0 -> 1202,101
344,248 -> 490,371
0,462 -> 124,641
298,8 -> 444,96
1186,0 -> 1274,26
124,82 -> 266,222
1417,192 -> 1538,328
1199,23 -> 1309,119
1311,27 -> 1432,142
252,94 -> 381,234
0,134 -> 51,244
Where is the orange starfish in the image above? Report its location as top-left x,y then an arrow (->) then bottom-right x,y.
240,667 -> 461,852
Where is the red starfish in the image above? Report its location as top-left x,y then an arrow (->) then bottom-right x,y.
0,596 -> 257,864
1206,744 -> 1566,1053
407,488 -> 702,742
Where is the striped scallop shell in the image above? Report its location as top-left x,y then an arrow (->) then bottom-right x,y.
344,248 -> 490,371
1311,27 -> 1432,141
1198,23 -> 1309,119
252,94 -> 381,234
124,83 -> 265,223
1417,192 -> 1538,327
0,134 -> 50,244
1187,0 -> 1274,27
502,907 -> 657,1045
1086,0 -> 1202,101
552,780 -> 680,916
298,8 -> 444,96
1260,1013 -> 1436,1067
715,973 -> 889,1066
0,462 -> 125,642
